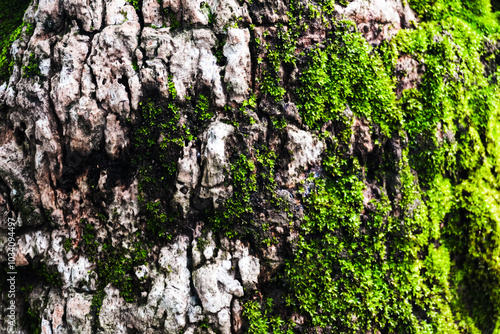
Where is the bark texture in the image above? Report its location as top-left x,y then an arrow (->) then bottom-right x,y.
1,0 -> 500,333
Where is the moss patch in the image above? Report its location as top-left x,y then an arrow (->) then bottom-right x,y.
0,0 -> 32,83
250,0 -> 500,332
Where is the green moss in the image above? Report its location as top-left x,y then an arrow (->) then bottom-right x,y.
209,124 -> 286,241
382,7 -> 500,330
200,2 -> 214,24
193,93 -> 214,133
257,19 -> 300,102
163,8 -> 180,30
211,153 -> 257,236
253,0 -> 500,332
142,200 -> 174,240
285,138 -> 461,332
23,300 -> 42,334
90,289 -> 106,331
214,39 -> 225,65
261,72 -> 286,102
0,0 -> 32,83
296,23 -> 401,135
243,299 -> 294,334
408,0 -> 500,34
22,52 -> 41,78
14,262 -> 62,333
239,94 -> 258,124
81,218 -> 149,303
37,264 -> 63,287
132,95 -> 184,239
129,0 -> 141,10
63,238 -> 74,252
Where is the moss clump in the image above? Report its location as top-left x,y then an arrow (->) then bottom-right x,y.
0,0 -> 32,83
409,0 -> 500,34
132,93 -> 183,239
209,101 -> 288,241
20,282 -> 42,334
22,52 -> 41,78
36,263 -> 63,287
243,299 -> 294,334
129,0 -> 141,11
82,219 -> 149,303
390,5 -> 500,331
195,94 -> 213,124
211,153 -> 258,236
296,23 -> 401,135
249,0 -> 500,332
163,8 -> 180,30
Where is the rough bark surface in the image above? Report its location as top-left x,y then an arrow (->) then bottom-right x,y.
1,0 -> 499,333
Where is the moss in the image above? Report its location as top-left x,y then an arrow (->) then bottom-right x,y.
211,153 -> 258,236
90,289 -> 106,331
0,0 -> 32,83
200,2 -> 214,24
296,23 -> 401,135
250,0 -> 500,332
63,238 -> 74,252
142,200 -> 175,240
385,7 -> 500,330
193,93 -> 214,133
214,38 -> 226,66
14,262 -> 62,333
243,299 -> 294,334
163,8 -> 180,30
81,218 -> 149,303
208,105 -> 287,241
30,263 -> 63,288
23,300 -> 42,334
129,0 -> 141,11
132,94 -> 185,239
0,0 -> 496,332
408,0 -> 500,34
22,52 -> 41,78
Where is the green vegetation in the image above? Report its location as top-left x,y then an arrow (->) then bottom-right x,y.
129,0 -> 141,11
243,299 -> 294,334
395,2 -> 500,331
14,263 -> 62,333
206,96 -> 293,245
212,153 -> 257,234
200,2 -> 215,24
22,52 -> 41,78
297,25 -> 400,135
210,111 -> 288,241
63,237 -> 74,252
409,0 -> 499,34
195,94 -> 212,121
90,290 -> 106,318
132,87 -> 216,240
194,93 -> 215,133
21,282 -> 42,334
214,39 -> 226,65
79,217 -> 147,329
82,219 -> 148,303
133,87 -> 183,239
163,8 -> 180,30
36,263 -> 63,287
247,0 -> 500,332
0,0 -> 32,83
